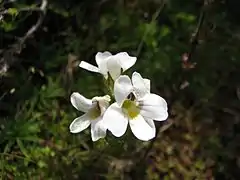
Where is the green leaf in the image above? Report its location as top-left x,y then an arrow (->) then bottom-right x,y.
7,8 -> 18,16
176,12 -> 196,22
19,136 -> 41,142
16,138 -> 30,158
37,160 -> 47,168
0,21 -> 17,31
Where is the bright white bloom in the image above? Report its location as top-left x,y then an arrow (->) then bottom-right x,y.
69,92 -> 111,141
103,72 -> 168,141
79,51 -> 137,80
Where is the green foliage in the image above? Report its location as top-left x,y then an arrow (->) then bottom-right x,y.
1,0 -> 240,179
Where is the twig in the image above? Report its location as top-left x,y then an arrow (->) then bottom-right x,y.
187,3 -> 206,62
0,6 -> 43,15
19,0 -> 48,45
135,0 -> 165,57
0,0 -> 48,76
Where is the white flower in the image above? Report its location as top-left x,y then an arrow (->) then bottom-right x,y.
79,51 -> 137,80
69,92 -> 111,141
103,72 -> 168,141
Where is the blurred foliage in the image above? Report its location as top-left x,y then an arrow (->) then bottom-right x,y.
1,0 -> 240,179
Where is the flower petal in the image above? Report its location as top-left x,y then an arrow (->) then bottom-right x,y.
143,78 -> 150,93
95,52 -> 112,76
140,93 -> 168,121
103,103 -> 128,137
79,61 -> 100,73
92,95 -> 111,116
116,52 -> 137,72
132,72 -> 149,99
145,118 -> 156,136
69,114 -> 91,133
114,75 -> 133,107
91,117 -> 106,141
70,92 -> 92,112
129,115 -> 155,141
107,56 -> 122,80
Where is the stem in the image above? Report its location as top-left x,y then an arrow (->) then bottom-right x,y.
135,0 -> 165,57
187,3 -> 206,62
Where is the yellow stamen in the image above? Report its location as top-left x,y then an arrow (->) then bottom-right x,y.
122,100 -> 140,119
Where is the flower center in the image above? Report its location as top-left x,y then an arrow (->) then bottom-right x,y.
88,103 -> 101,120
122,99 -> 140,119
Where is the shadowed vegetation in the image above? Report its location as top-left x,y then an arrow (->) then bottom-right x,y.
0,0 -> 240,179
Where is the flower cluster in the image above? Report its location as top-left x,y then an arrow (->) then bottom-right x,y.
69,52 -> 168,141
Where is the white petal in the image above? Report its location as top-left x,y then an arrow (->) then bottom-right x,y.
91,117 -> 106,141
79,61 -> 100,73
143,78 -> 151,93
116,52 -> 137,72
114,75 -> 133,107
70,92 -> 92,112
132,72 -> 149,99
145,118 -> 156,136
69,114 -> 91,133
92,95 -> 111,116
103,103 -> 128,137
107,56 -> 122,80
95,52 -> 112,76
129,115 -> 155,141
140,93 -> 168,121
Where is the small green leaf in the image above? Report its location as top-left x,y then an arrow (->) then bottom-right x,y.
0,21 -> 17,31
7,8 -> 18,16
37,160 -> 47,168
16,138 -> 30,158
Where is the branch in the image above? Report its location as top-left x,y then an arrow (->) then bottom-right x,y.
19,0 -> 48,45
0,0 -> 48,76
186,0 -> 212,63
187,7 -> 205,62
0,6 -> 43,15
